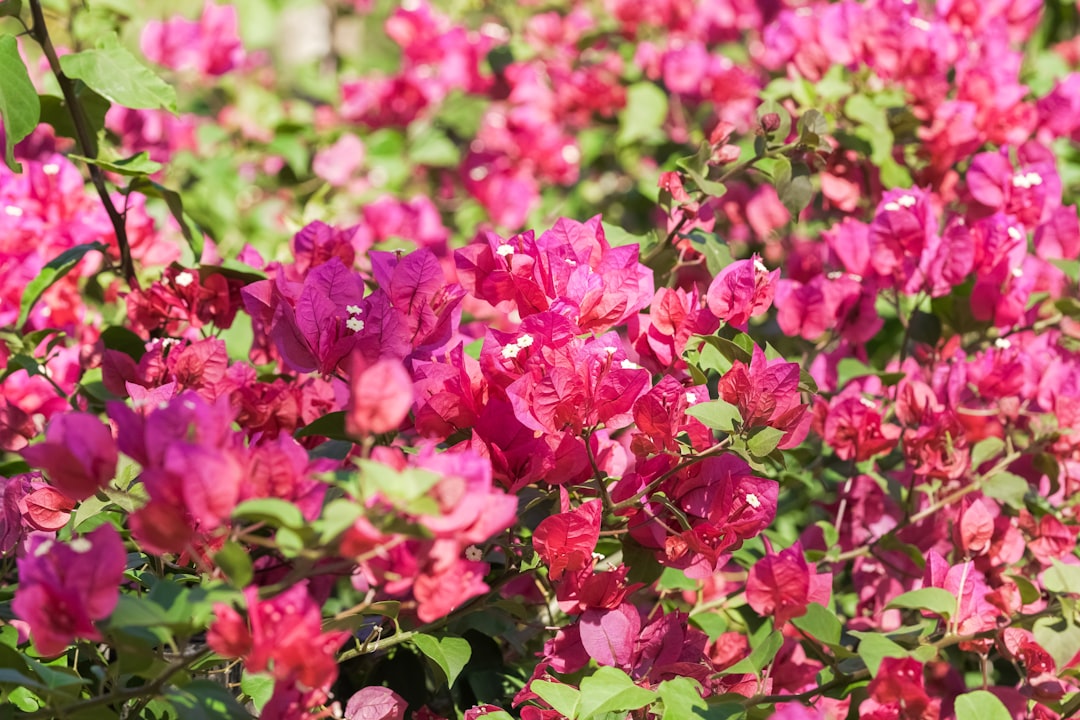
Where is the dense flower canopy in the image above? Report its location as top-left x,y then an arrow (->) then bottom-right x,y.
1,0 -> 1080,719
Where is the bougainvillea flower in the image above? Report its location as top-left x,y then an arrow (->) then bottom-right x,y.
533,499 -> 602,581
21,412 -> 118,501
717,345 -> 810,449
208,583 -> 349,689
346,356 -> 414,437
13,525 -> 125,656
746,542 -> 831,626
706,255 -> 779,329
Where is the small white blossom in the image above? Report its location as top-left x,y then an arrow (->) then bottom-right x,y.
346,304 -> 362,315
469,166 -> 489,182
464,545 -> 484,562
42,163 -> 60,175
3,205 -> 22,217
603,346 -> 618,355
34,540 -> 54,557
517,334 -> 534,348
994,338 -> 1012,350
1007,226 -> 1023,241
859,397 -> 876,408
1012,172 -> 1043,189
753,257 -> 768,273
883,202 -> 901,212
346,317 -> 365,332
565,258 -> 578,266
495,243 -> 515,257
897,194 -> 917,208
501,344 -> 521,359
174,271 -> 195,288
561,145 -> 581,164
685,392 -> 697,404
620,359 -> 640,370
745,493 -> 762,509
1011,267 -> 1024,278
827,271 -> 844,280
69,538 -> 93,554
909,17 -> 931,31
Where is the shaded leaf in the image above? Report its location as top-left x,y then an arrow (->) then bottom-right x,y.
0,34 -> 39,172
18,242 -> 108,328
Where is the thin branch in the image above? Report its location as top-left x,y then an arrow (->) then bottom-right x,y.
27,0 -> 138,288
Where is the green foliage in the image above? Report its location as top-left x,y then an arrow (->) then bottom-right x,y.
0,34 -> 40,171
59,40 -> 177,113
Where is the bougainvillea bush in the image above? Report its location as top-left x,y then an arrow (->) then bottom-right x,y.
3,0 -> 1080,718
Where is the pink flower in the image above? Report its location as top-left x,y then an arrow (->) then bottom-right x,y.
346,356 -> 414,437
13,525 -> 125,656
208,583 -> 348,689
706,255 -> 779,329
21,412 -> 117,501
746,542 -> 830,626
140,2 -> 245,76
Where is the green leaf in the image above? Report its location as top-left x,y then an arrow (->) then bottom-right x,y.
0,34 -> 40,172
970,436 -> 1005,470
835,357 -> 904,387
746,426 -> 785,457
214,541 -> 254,588
657,677 -> 707,720
773,157 -> 813,218
106,595 -> 171,629
756,99 -> 791,142
60,44 -> 176,113
128,179 -> 202,261
954,690 -> 1012,720
851,631 -> 909,676
409,127 -> 460,167
1033,617 -> 1080,670
675,144 -> 727,197
70,151 -> 162,176
723,627 -> 783,675
686,399 -> 741,433
577,667 -> 657,720
791,603 -> 842,646
617,82 -> 668,145
1007,573 -> 1040,605
980,472 -> 1028,510
531,680 -> 580,719
100,326 -> 147,361
18,242 -> 108,328
0,1 -> 23,19
316,498 -> 363,544
239,672 -> 273,712
1043,560 -> 1080,595
294,411 -> 348,441
166,679 -> 252,720
689,612 -> 727,643
37,86 -> 110,158
886,588 -> 958,619
412,633 -> 471,687
232,498 -> 305,529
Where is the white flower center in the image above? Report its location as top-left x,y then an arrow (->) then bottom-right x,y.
620,359 -> 640,370
501,344 -> 521,359
495,244 -> 514,257
745,493 -> 761,509
994,338 -> 1012,350
42,163 -> 60,175
346,317 -> 365,332
69,538 -> 93,554
34,540 -> 54,557
346,304 -> 362,315
3,206 -> 22,217
561,145 -> 581,164
1010,267 -> 1023,278
464,545 -> 483,562
685,392 -> 697,404
882,202 -> 901,212
174,271 -> 195,287
859,397 -> 876,408
517,334 -> 534,348
1007,227 -> 1023,241
897,194 -> 917,208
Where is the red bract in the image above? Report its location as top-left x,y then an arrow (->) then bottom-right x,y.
864,657 -> 935,720
21,412 -> 117,501
346,356 -> 413,436
344,687 -> 407,720
746,542 -> 830,626
717,345 -> 810,449
13,525 -> 125,656
208,583 -> 348,690
706,255 -> 779,329
533,499 -> 602,581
